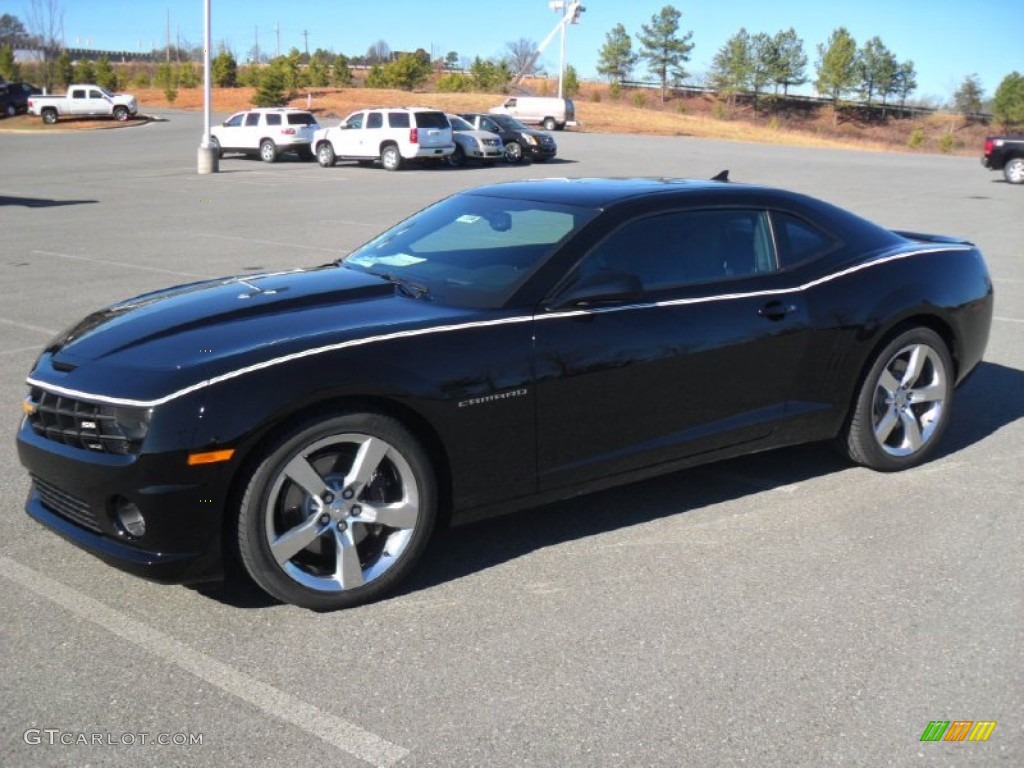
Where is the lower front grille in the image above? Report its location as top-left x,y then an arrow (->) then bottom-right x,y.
32,475 -> 101,533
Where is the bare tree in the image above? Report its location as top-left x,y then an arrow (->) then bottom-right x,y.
25,0 -> 64,91
505,38 -> 539,78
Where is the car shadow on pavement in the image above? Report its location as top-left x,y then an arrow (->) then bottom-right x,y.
0,195 -> 97,207
199,360 -> 1023,610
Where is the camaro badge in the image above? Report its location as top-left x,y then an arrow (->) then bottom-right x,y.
458,388 -> 529,408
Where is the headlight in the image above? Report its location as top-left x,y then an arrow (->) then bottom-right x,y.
522,134 -> 537,145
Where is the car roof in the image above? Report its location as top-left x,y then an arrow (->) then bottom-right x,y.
458,177 -> 781,207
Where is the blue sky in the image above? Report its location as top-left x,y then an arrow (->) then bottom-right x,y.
40,0 -> 1020,103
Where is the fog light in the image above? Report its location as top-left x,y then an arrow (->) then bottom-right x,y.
114,499 -> 146,538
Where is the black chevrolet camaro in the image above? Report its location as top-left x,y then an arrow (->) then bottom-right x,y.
17,177 -> 994,609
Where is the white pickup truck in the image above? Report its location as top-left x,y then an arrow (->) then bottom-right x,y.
28,84 -> 138,124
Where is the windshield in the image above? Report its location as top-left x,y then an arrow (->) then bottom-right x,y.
494,115 -> 529,131
340,192 -> 598,309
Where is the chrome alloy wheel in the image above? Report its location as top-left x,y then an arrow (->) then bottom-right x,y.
264,432 -> 420,593
870,342 -> 948,457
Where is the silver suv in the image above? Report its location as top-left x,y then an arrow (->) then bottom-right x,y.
210,108 -> 319,162
312,107 -> 455,170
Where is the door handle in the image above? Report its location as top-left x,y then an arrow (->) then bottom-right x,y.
758,300 -> 797,321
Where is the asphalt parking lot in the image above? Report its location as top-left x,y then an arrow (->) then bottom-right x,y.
0,110 -> 1020,767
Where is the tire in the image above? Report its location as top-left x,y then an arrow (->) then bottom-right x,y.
445,145 -> 466,168
504,141 -> 523,163
209,136 -> 222,158
42,109 -> 58,125
316,142 -> 336,167
113,105 -> 129,122
1004,157 -> 1024,184
237,412 -> 438,610
542,117 -> 556,131
3,103 -> 15,118
380,144 -> 402,171
842,327 -> 954,471
259,139 -> 278,163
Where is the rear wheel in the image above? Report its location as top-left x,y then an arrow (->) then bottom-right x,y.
42,108 -> 58,125
259,139 -> 277,163
842,327 -> 954,471
1004,157 -> 1024,184
542,117 -> 557,131
381,144 -> 402,171
237,412 -> 438,610
316,142 -> 336,167
4,103 -> 15,118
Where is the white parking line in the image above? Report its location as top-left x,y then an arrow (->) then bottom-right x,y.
31,249 -> 214,279
993,316 -> 1024,324
0,556 -> 410,767
196,233 -> 337,252
0,316 -> 58,335
0,345 -> 45,357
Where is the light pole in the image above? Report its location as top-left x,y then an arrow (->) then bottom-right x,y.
197,0 -> 218,174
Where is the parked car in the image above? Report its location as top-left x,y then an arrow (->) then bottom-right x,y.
458,113 -> 557,163
446,113 -> 504,167
981,134 -> 1024,184
210,108 -> 319,162
17,175 -> 993,610
489,95 -> 576,130
27,84 -> 138,124
1,81 -> 42,117
313,107 -> 455,170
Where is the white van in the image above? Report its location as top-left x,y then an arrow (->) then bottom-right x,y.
488,96 -> 576,131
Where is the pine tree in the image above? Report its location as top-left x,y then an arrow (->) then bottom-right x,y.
597,23 -> 637,83
636,5 -> 694,102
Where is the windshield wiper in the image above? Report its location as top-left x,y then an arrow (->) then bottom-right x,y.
379,272 -> 431,300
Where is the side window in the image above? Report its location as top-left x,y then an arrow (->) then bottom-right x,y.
771,212 -> 836,269
89,90 -> 103,99
244,113 -> 261,127
577,209 -> 773,293
388,112 -> 410,128
482,118 -> 499,132
266,113 -> 281,126
367,112 -> 384,129
505,98 -> 517,108
71,89 -> 85,99
224,113 -> 243,127
344,113 -> 364,129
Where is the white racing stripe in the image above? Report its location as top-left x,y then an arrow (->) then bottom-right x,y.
26,245 -> 974,408
0,556 -> 410,767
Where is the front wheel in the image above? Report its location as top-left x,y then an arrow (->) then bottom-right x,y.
446,144 -> 466,168
504,141 -> 523,163
237,412 -> 438,610
259,139 -> 277,163
842,327 -> 954,471
1004,157 -> 1024,184
113,106 -> 129,121
316,142 -> 336,167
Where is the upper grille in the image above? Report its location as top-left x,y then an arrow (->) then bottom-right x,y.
26,387 -> 149,455
32,474 -> 100,533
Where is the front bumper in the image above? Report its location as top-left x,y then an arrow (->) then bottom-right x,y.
526,143 -> 557,160
17,423 -> 229,584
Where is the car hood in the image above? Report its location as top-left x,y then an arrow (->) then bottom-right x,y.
33,266 -> 476,402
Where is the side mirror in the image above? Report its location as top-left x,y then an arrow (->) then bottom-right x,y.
550,271 -> 643,310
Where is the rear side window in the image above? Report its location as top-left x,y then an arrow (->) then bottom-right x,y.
71,89 -> 85,98
367,112 -> 383,129
266,113 -> 281,126
771,212 -> 837,269
388,112 -> 410,129
287,112 -> 316,125
414,111 -> 449,129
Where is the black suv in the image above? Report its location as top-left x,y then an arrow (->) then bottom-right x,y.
458,113 -> 557,163
1,82 -> 42,117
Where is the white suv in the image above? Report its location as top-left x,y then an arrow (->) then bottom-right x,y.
210,108 -> 320,162
312,107 -> 455,170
